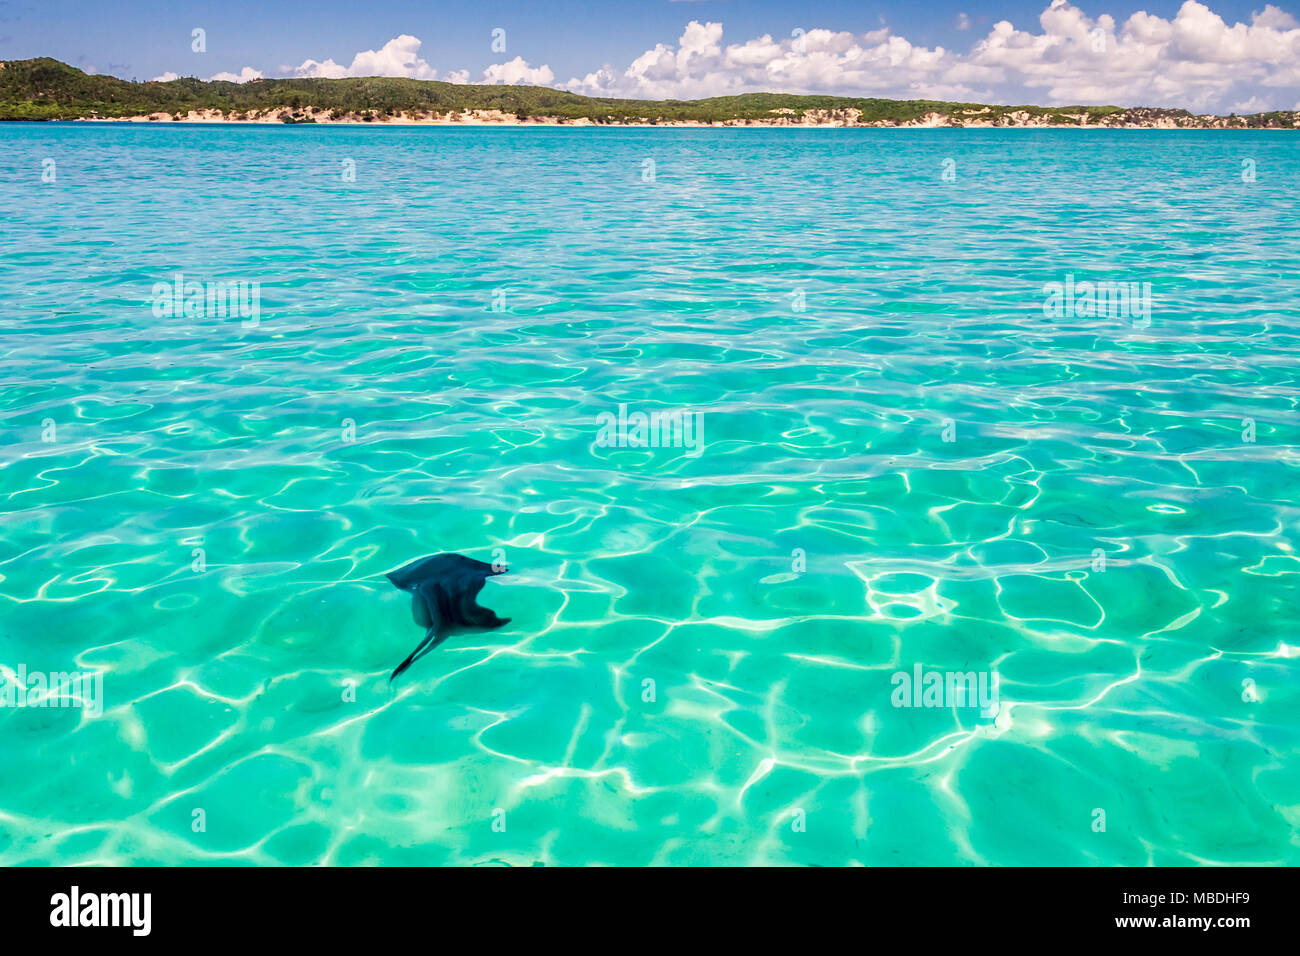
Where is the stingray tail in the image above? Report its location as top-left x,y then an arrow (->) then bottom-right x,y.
389,654 -> 417,683
390,627 -> 439,683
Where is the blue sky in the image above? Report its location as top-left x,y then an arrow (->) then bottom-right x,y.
3,0 -> 1299,111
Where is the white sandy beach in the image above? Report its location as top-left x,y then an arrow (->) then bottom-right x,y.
75,105 -> 1299,129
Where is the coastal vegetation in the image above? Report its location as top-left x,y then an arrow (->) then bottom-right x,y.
1,57 -> 1297,127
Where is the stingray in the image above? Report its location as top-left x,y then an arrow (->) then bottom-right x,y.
385,552 -> 510,681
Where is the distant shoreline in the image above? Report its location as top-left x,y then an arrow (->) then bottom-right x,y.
50,109 -> 1300,131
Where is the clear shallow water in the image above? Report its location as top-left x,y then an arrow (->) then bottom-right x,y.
1,124 -> 1298,866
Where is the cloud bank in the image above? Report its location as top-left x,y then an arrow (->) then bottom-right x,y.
159,34 -> 553,88
155,2 -> 1300,112
566,1 -> 1300,111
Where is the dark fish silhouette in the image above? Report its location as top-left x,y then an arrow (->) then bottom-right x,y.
386,552 -> 510,681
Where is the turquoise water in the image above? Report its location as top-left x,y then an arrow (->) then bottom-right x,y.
1,125 -> 1298,866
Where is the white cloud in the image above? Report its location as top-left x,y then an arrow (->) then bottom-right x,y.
289,34 -> 440,80
153,67 -> 262,83
957,13 -> 971,32
966,1 -> 1300,109
566,20 -> 970,101
211,35 -> 553,87
1253,5 -> 1300,29
1231,94 -> 1271,112
564,2 -> 1300,111
210,67 -> 263,84
481,56 -> 555,86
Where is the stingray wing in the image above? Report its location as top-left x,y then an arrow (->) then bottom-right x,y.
450,568 -> 510,629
